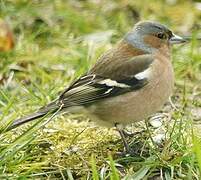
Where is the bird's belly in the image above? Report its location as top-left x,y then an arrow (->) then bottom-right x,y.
87,67 -> 174,127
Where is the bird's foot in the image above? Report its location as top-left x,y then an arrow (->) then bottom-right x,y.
116,147 -> 138,157
115,125 -> 140,157
122,129 -> 145,138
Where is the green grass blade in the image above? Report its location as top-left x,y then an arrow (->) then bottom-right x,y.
91,154 -> 99,180
192,134 -> 201,174
109,155 -> 120,180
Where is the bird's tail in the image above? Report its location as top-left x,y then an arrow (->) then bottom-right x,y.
6,111 -> 47,131
3,100 -> 60,132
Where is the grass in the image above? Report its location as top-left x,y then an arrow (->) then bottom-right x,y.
0,0 -> 201,179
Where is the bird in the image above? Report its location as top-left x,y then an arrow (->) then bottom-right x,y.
3,21 -> 188,153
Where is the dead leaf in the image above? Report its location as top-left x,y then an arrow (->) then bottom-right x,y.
0,19 -> 14,52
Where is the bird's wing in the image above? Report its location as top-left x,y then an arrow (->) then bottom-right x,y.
58,54 -> 153,107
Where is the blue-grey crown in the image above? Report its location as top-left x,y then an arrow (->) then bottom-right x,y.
124,21 -> 172,53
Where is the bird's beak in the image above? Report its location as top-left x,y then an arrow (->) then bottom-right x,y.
169,33 -> 187,44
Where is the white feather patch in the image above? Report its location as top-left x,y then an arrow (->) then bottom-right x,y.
134,68 -> 151,80
80,74 -> 96,80
99,79 -> 130,88
104,88 -> 114,94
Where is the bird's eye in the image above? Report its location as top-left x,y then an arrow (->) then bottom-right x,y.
157,33 -> 167,39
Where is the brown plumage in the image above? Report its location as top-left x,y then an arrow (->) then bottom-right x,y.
89,40 -> 149,79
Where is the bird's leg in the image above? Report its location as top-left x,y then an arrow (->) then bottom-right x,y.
115,124 -> 130,154
169,97 -> 178,111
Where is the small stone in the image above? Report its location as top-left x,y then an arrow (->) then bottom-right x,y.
149,115 -> 163,128
152,134 -> 165,144
191,108 -> 201,121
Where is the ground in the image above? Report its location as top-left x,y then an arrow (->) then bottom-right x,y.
0,0 -> 201,179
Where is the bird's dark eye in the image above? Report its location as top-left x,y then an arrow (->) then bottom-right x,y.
157,33 -> 167,39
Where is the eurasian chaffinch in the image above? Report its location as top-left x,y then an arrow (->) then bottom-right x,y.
5,21 -> 188,153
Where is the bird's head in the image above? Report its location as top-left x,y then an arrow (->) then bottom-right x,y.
124,21 -> 187,54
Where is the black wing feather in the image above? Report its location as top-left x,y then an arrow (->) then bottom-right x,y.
58,74 -> 148,108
